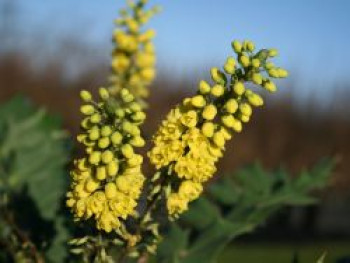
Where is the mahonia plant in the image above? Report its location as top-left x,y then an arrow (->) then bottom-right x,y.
66,0 -> 288,261
148,41 -> 288,218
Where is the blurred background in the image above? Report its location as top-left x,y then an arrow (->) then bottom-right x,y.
1,0 -> 349,261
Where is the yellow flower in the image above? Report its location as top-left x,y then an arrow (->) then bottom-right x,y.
180,110 -> 198,128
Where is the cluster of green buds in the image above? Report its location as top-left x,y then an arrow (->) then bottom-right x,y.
109,0 -> 160,107
148,39 -> 288,218
66,87 -> 147,234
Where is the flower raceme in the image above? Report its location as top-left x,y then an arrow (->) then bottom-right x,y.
148,40 -> 288,218
66,88 -> 147,233
108,0 -> 160,107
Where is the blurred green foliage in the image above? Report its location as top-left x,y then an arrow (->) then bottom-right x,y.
156,160 -> 334,263
0,96 -> 70,262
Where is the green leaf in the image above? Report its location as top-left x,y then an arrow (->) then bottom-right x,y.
156,224 -> 189,263
0,96 -> 69,219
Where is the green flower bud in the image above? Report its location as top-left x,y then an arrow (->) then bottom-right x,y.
111,131 -> 123,145
89,151 -> 101,165
191,95 -> 206,108
268,49 -> 278,57
211,84 -> 225,97
98,137 -> 110,149
80,105 -> 95,115
99,87 -> 109,100
89,128 -> 100,141
210,67 -> 227,85
233,81 -> 245,96
121,144 -> 134,158
90,113 -> 102,124
239,55 -> 250,68
101,150 -> 114,164
101,126 -> 113,137
80,90 -> 92,102
225,99 -> 238,113
199,80 -> 211,94
252,73 -> 263,85
232,40 -> 242,53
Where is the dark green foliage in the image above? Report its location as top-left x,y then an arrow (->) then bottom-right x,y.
156,160 -> 334,263
0,96 -> 71,262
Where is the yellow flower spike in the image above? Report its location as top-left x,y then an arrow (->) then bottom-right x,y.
211,84 -> 225,97
231,40 -> 242,53
191,95 -> 206,108
199,80 -> 211,94
213,132 -> 225,148
105,183 -> 118,199
202,122 -> 215,137
96,166 -> 107,180
85,178 -> 100,193
239,103 -> 253,117
233,81 -> 245,96
80,105 -> 95,115
99,87 -> 110,100
111,131 -> 123,145
89,151 -> 101,165
252,73 -> 263,85
101,150 -> 114,164
225,99 -> 238,114
121,144 -> 134,158
263,80 -> 277,93
107,160 -> 119,177
80,90 -> 92,102
98,137 -> 110,149
268,48 -> 279,57
210,68 -> 227,85
202,104 -> 217,120
221,115 -> 235,128
101,126 -> 113,137
251,58 -> 260,68
239,55 -> 250,68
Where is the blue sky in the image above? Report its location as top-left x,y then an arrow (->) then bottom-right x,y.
5,0 -> 350,97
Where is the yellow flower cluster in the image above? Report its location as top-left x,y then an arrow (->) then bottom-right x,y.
149,40 -> 288,217
109,0 -> 159,106
66,88 -> 146,232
